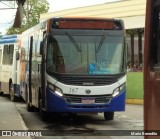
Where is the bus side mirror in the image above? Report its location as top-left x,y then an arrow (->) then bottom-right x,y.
16,51 -> 20,60
40,41 -> 43,55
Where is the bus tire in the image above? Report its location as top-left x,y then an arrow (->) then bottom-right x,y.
9,82 -> 16,102
26,101 -> 34,112
26,85 -> 34,112
104,112 -> 114,121
39,99 -> 48,121
0,91 -> 4,96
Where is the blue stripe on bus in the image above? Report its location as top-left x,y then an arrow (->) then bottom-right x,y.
45,88 -> 125,112
0,38 -> 18,44
1,35 -> 17,39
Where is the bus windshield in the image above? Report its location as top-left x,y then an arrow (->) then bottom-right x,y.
47,31 -> 125,75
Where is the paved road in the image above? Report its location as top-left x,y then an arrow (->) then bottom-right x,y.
0,94 -> 144,139
14,98 -> 143,139
0,94 -> 31,139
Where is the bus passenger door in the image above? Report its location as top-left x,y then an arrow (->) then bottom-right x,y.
29,36 -> 38,107
13,49 -> 19,94
28,36 -> 33,106
40,34 -> 47,109
0,49 -> 2,92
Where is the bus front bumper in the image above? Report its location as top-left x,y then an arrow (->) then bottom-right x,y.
46,88 -> 126,113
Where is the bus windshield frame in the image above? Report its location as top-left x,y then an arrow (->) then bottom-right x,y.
46,29 -> 126,76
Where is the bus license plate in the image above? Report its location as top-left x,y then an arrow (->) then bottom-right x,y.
81,98 -> 95,104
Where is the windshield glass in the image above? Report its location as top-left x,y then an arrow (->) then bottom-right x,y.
47,32 -> 125,75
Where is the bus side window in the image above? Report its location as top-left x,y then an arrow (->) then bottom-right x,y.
150,4 -> 160,69
2,44 -> 14,65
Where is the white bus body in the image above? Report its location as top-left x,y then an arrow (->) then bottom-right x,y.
0,35 -> 21,101
20,17 -> 126,121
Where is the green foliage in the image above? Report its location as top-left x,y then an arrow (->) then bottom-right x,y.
7,0 -> 49,35
6,27 -> 26,34
126,72 -> 144,99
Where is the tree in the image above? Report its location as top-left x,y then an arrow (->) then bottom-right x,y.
7,0 -> 49,34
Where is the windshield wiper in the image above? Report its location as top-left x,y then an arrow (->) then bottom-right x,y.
66,32 -> 81,52
96,33 -> 107,53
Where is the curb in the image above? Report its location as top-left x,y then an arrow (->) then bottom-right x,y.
13,103 -> 33,139
126,99 -> 143,105
13,103 -> 28,130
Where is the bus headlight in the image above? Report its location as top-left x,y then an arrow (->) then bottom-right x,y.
55,87 -> 63,97
47,82 -> 63,97
112,83 -> 126,97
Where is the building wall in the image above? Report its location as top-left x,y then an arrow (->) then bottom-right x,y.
40,0 -> 146,29
126,36 -> 144,65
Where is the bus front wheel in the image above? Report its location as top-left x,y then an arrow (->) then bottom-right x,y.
104,112 -> 114,121
0,91 -> 4,96
25,85 -> 34,112
39,99 -> 48,121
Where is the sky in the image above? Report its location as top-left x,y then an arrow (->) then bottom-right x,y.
0,0 -> 118,34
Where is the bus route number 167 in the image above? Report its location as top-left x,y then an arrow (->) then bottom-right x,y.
69,88 -> 78,94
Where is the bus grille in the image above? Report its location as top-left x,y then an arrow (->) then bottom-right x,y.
64,94 -> 112,104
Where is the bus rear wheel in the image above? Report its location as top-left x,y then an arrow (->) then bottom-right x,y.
104,112 -> 114,121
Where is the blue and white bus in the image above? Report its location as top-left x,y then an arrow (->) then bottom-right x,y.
0,34 -> 21,101
20,17 -> 126,120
